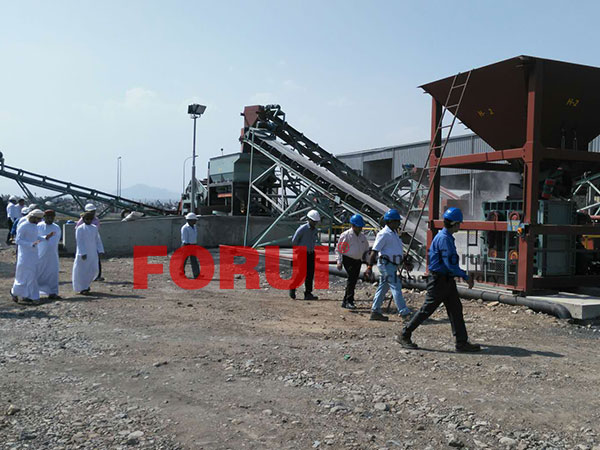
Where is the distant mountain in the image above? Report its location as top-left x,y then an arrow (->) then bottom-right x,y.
115,184 -> 180,201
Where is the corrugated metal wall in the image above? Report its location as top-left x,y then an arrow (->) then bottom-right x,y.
338,134 -> 600,178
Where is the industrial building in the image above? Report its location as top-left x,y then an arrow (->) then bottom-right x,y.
337,133 -> 600,219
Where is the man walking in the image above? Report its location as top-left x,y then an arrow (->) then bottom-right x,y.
72,211 -> 104,295
37,210 -> 62,299
290,209 -> 320,301
181,212 -> 200,279
11,209 -> 54,304
369,209 -> 412,321
397,207 -> 481,352
336,214 -> 371,309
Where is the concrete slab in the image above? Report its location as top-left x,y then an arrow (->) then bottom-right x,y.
527,292 -> 600,320
62,215 -> 297,256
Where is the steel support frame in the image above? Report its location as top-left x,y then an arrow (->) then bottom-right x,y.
243,130 -> 385,250
573,173 -> 600,215
427,61 -> 600,294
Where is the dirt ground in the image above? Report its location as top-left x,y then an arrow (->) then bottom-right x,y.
1,244 -> 600,450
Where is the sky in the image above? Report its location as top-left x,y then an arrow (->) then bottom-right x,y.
1,0 -> 600,198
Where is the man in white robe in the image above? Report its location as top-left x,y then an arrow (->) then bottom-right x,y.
11,209 -> 55,304
37,209 -> 62,299
72,211 -> 104,295
75,203 -> 103,281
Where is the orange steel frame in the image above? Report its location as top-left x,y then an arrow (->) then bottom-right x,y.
427,61 -> 600,294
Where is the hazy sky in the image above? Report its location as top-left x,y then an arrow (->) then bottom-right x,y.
1,0 -> 599,197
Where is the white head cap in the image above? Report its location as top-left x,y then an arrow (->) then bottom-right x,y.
8,195 -> 17,202
84,203 -> 97,211
185,213 -> 198,220
307,210 -> 321,222
28,209 -> 44,218
21,206 -> 30,215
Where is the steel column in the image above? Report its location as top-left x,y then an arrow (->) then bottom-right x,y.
517,61 -> 543,293
427,98 -> 443,252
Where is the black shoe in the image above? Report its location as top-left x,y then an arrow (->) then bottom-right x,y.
95,276 -> 105,282
80,289 -> 91,296
48,294 -> 62,300
304,293 -> 318,300
342,302 -> 356,310
395,333 -> 418,349
370,311 -> 389,321
289,289 -> 296,299
456,342 -> 481,353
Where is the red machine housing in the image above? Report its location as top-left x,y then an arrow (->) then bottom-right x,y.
421,55 -> 600,294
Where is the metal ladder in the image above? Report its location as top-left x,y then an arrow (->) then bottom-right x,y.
401,70 -> 473,268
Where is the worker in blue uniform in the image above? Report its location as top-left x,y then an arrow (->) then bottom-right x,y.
397,207 -> 481,352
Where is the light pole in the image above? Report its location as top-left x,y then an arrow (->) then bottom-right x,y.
182,155 -> 195,194
187,104 -> 206,214
116,156 -> 122,197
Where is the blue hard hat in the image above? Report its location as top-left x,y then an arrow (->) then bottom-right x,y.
443,207 -> 463,223
349,214 -> 365,227
384,209 -> 401,221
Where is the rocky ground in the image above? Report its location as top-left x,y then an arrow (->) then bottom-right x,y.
1,245 -> 600,449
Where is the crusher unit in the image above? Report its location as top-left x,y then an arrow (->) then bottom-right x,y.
206,152 -> 278,216
421,55 -> 600,294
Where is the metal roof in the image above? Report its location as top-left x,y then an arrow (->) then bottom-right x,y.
420,55 -> 600,151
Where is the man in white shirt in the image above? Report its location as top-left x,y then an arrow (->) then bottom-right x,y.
180,213 -> 199,279
5,195 -> 19,244
37,209 -> 62,299
368,209 -> 411,321
336,214 -> 371,309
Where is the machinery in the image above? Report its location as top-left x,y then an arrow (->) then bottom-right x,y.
421,55 -> 600,294
239,104 -> 428,259
481,199 -> 578,286
206,152 -> 277,215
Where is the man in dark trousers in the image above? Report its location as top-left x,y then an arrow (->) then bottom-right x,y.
180,213 -> 200,279
397,207 -> 481,352
336,214 -> 371,309
289,209 -> 320,300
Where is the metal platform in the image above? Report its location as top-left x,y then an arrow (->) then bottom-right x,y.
527,292 -> 600,320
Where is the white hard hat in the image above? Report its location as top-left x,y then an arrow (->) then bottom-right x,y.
307,210 -> 321,222
84,203 -> 97,211
9,195 -> 17,202
185,213 -> 198,220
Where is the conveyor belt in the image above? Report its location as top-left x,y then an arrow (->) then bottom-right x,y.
0,164 -> 172,218
242,117 -> 428,263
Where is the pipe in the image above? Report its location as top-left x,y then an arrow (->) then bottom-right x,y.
400,277 -> 571,320
328,265 -> 572,320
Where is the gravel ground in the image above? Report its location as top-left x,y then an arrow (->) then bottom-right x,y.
1,245 -> 600,449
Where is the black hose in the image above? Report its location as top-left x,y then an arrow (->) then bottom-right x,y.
400,277 -> 571,320
328,265 -> 572,320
